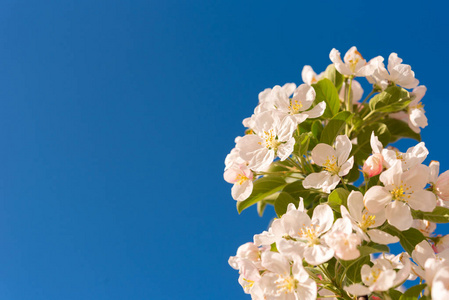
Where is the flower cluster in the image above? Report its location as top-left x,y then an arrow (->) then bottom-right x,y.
225,47 -> 449,299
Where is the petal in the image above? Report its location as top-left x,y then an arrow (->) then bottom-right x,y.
304,244 -> 334,265
335,135 -> 352,165
232,180 -> 253,201
370,132 -> 383,154
303,171 -> 331,190
311,143 -> 336,166
364,186 -> 392,213
347,191 -> 365,222
330,48 -> 351,75
312,204 -> 334,234
344,284 -> 370,296
338,156 -> 354,177
277,137 -> 295,161
367,229 -> 399,244
291,84 -> 315,111
380,160 -> 403,186
407,190 -> 436,212
386,201 -> 413,231
303,101 -> 326,118
261,251 -> 290,275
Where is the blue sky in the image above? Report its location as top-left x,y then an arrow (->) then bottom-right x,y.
0,0 -> 447,299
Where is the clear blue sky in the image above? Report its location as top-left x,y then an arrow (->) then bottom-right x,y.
0,0 -> 447,299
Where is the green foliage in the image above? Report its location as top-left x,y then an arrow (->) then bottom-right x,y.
384,118 -> 421,142
369,86 -> 410,112
412,206 -> 449,223
312,78 -> 341,118
237,176 -> 287,214
383,225 -> 426,254
323,64 -> 344,91
328,188 -> 350,213
274,192 -> 299,217
320,111 -> 353,145
399,284 -> 427,300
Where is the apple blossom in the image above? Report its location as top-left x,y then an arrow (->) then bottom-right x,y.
303,135 -> 354,193
224,163 -> 254,201
237,110 -> 296,172
364,161 -> 436,231
362,133 -> 385,177
329,47 -> 375,77
368,53 -> 419,90
301,65 -> 322,85
340,191 -> 398,245
322,218 -> 361,260
382,142 -> 429,171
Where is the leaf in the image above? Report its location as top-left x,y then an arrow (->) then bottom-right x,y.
344,255 -> 371,284
312,78 -> 341,118
389,289 -> 403,300
358,243 -> 390,257
412,206 -> 449,223
320,111 -> 353,145
236,176 -> 287,214
383,225 -> 426,254
328,188 -> 350,213
353,122 -> 390,165
399,284 -> 426,300
294,132 -> 311,156
257,201 -> 267,217
274,192 -> 298,217
282,180 -> 311,200
384,118 -> 421,142
369,86 -> 410,112
323,64 -> 344,90
311,120 -> 323,140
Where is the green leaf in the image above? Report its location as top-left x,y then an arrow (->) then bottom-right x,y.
412,206 -> 449,223
282,180 -> 311,200
320,111 -> 353,145
383,225 -> 426,254
323,64 -> 344,90
344,255 -> 371,284
353,122 -> 390,166
384,118 -> 421,142
328,188 -> 350,212
369,86 -> 410,112
399,284 -> 426,300
311,120 -> 324,140
358,243 -> 390,257
295,132 -> 312,156
236,176 -> 287,214
274,192 -> 298,217
312,78 -> 341,118
257,201 -> 267,217
389,289 -> 403,300
376,100 -> 411,113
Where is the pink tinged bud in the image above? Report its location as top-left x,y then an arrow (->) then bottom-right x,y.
363,153 -> 384,177
436,170 -> 449,201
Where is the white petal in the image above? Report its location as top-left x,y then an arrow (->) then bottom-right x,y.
312,204 -> 334,234
304,244 -> 334,265
407,190 -> 436,212
367,229 -> 399,244
364,186 -> 392,213
335,135 -> 352,166
311,143 -> 336,166
303,101 -> 326,118
348,191 -> 364,222
386,201 -> 413,231
344,284 -> 370,296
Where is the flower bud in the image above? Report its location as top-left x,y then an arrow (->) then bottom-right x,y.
435,170 -> 449,201
363,153 -> 383,177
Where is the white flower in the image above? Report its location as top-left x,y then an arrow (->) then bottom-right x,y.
429,160 -> 449,202
301,65 -> 323,85
329,47 -> 376,77
345,253 -> 411,295
263,204 -> 335,265
382,142 -> 429,171
237,111 -> 296,172
390,85 -> 428,133
341,191 -> 398,245
427,259 -> 449,300
411,240 -> 449,279
364,161 -> 436,231
257,251 -> 317,300
412,219 -> 436,237
303,135 -> 354,193
368,53 -> 419,90
322,218 -> 362,260
272,83 -> 326,124
224,163 -> 254,201
224,145 -> 245,171
363,133 -> 385,177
